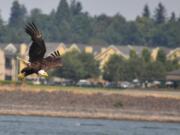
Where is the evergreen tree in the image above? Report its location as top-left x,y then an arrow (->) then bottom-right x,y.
28,8 -> 55,40
135,15 -> 154,45
90,14 -> 112,45
9,0 -> 27,27
54,0 -> 72,42
55,0 -> 71,24
154,3 -> 166,24
104,14 -> 127,44
0,12 -> 5,42
123,21 -> 144,45
169,12 -> 176,22
70,0 -> 82,16
28,8 -> 44,25
142,4 -> 150,18
156,48 -> 166,64
71,13 -> 93,43
141,48 -> 151,63
30,8 -> 42,20
0,0 -> 179,47
0,12 -> 3,25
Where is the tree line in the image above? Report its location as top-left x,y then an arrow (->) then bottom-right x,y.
104,48 -> 179,83
0,0 -> 180,48
52,48 -> 179,83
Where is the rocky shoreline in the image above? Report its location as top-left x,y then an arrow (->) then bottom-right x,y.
0,85 -> 180,122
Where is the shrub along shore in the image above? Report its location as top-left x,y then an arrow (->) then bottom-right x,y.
0,84 -> 180,122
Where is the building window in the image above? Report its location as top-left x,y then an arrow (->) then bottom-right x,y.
5,57 -> 12,69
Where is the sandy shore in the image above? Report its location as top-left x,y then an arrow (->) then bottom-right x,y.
0,105 -> 180,123
0,84 -> 180,122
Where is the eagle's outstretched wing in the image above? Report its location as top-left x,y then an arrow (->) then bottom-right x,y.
41,50 -> 63,71
25,22 -> 46,63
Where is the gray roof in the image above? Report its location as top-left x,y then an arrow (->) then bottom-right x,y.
0,43 -> 8,49
167,69 -> 180,76
45,42 -> 59,55
0,43 -> 20,50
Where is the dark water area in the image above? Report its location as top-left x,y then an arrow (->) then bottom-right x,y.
0,115 -> 180,135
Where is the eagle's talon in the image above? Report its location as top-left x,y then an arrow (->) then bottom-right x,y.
18,73 -> 25,80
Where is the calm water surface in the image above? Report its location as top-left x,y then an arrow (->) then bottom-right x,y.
0,115 -> 180,135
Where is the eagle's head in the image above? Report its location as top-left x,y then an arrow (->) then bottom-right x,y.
38,70 -> 48,77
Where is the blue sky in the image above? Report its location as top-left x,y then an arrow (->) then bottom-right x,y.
0,0 -> 180,22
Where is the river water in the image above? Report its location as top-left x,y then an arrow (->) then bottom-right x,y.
0,115 -> 180,135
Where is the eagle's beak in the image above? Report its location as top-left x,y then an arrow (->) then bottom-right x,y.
40,72 -> 48,78
18,73 -> 25,80
44,72 -> 48,77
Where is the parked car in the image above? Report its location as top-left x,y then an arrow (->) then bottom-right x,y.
119,81 -> 131,88
165,81 -> 174,88
76,79 -> 91,87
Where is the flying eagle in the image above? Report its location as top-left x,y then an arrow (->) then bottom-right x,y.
18,23 -> 63,80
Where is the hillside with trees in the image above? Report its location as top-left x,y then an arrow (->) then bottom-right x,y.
0,0 -> 180,48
